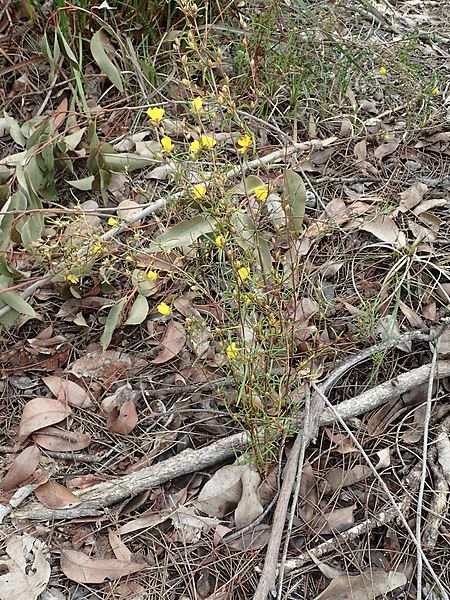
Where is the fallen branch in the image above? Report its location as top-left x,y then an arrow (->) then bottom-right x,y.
14,360 -> 450,521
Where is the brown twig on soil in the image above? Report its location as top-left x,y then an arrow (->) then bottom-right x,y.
283,505 -> 399,572
13,360 -> 450,521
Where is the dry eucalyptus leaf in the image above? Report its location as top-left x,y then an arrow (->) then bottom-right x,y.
0,445 -> 40,492
354,139 -> 367,162
224,524 -> 271,551
60,549 -> 144,584
151,321 -> 186,364
195,464 -> 245,517
0,535 -> 50,600
325,465 -> 372,493
361,215 -> 406,247
117,199 -> 141,227
315,570 -> 406,600
376,315 -> 411,352
375,448 -> 391,469
107,399 -> 138,435
314,504 -> 355,535
17,398 -> 71,446
374,140 -> 399,160
171,507 -> 219,543
34,481 -> 81,509
42,376 -> 93,408
118,510 -> 173,535
108,530 -> 132,563
33,426 -> 91,452
398,181 -> 428,212
234,466 -> 263,529
435,328 -> 450,356
436,432 -> 450,485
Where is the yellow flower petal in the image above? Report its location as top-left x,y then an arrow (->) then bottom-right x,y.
107,217 -> 118,226
192,97 -> 203,113
146,106 -> 165,125
215,235 -> 224,248
65,273 -> 79,284
379,66 -> 387,75
226,342 -> 240,359
431,86 -> 439,95
92,243 -> 102,255
237,133 -> 253,154
161,136 -> 173,152
193,184 -> 207,199
147,270 -> 158,280
189,139 -> 201,156
200,135 -> 217,149
157,302 -> 172,316
253,186 -> 268,202
237,266 -> 250,282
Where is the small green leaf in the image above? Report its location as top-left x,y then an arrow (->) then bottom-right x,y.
90,30 -> 124,93
74,312 -> 89,327
283,169 -> 306,233
124,294 -> 149,326
63,128 -> 86,150
0,290 -> 37,317
100,297 -> 127,349
150,216 -> 217,252
4,112 -> 26,147
68,175 -> 95,191
230,175 -> 264,196
57,30 -> 79,70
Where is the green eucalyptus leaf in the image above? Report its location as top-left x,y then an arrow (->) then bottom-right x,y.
100,297 -> 127,349
63,128 -> 86,150
90,30 -> 124,93
57,30 -> 79,70
0,290 -> 37,317
102,153 -> 154,172
230,175 -> 264,196
283,169 -> 306,233
124,294 -> 149,326
150,215 -> 217,252
4,112 -> 26,147
68,175 -> 95,191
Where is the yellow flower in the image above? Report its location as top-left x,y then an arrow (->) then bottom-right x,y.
107,216 -> 118,226
431,86 -> 439,95
226,342 -> 240,360
146,106 -> 165,125
193,183 -> 207,199
146,270 -> 158,280
192,97 -> 203,113
189,139 -> 201,156
253,186 -> 268,202
379,66 -> 387,75
65,273 -> 79,284
157,302 -> 172,316
215,235 -> 225,248
237,133 -> 253,154
92,242 -> 102,255
161,136 -> 173,152
237,266 -> 250,282
200,135 -> 217,149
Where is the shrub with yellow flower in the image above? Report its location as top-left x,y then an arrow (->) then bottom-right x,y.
193,183 -> 207,199
237,133 -> 253,154
253,186 -> 268,202
192,97 -> 203,113
226,342 -> 240,360
379,66 -> 387,75
237,266 -> 250,282
147,271 -> 158,281
107,216 -> 118,226
215,235 -> 225,248
157,302 -> 172,316
146,106 -> 165,126
200,135 -> 217,149
65,273 -> 79,284
161,136 -> 173,152
189,139 -> 201,156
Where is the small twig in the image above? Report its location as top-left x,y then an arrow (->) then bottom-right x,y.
276,391 -> 311,600
415,344 -> 438,599
283,505 -> 399,572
